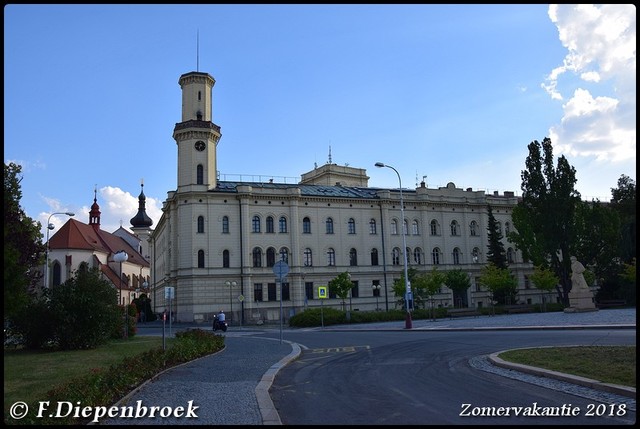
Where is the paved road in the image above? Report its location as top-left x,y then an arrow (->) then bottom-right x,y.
104,308 -> 635,425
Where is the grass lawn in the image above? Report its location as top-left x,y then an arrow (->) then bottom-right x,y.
499,345 -> 636,388
4,336 -> 175,415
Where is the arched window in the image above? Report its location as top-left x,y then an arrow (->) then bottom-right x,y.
392,247 -> 401,266
223,249 -> 230,268
327,248 -> 336,266
507,247 -> 515,264
371,248 -> 379,266
326,218 -> 334,234
303,217 -> 311,234
197,216 -> 205,233
472,247 -> 480,263
279,216 -> 288,233
450,220 -> 459,236
369,218 -> 377,234
198,249 -> 205,268
266,247 -> 276,267
403,219 -> 408,235
279,247 -> 289,263
303,248 -> 313,266
349,248 -> 358,266
412,220 -> 419,235
430,220 -> 439,236
452,247 -> 461,265
470,220 -> 478,236
348,218 -> 356,234
432,248 -> 441,265
413,247 -> 423,265
222,216 -> 229,234
52,261 -> 62,287
266,216 -> 274,233
197,164 -> 204,185
252,247 -> 262,267
252,215 -> 261,233
391,219 -> 398,235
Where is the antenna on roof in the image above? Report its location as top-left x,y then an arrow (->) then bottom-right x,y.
196,29 -> 199,72
328,144 -> 332,164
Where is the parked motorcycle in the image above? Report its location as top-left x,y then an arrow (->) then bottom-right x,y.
212,315 -> 228,332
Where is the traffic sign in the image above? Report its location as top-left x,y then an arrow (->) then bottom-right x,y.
273,260 -> 290,280
318,286 -> 328,299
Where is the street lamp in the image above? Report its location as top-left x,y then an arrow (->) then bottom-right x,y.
142,280 -> 149,322
372,283 -> 381,311
44,211 -> 75,288
225,280 -> 237,323
375,162 -> 412,329
113,250 -> 129,338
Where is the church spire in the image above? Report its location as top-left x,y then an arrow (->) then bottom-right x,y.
89,185 -> 101,231
130,181 -> 153,228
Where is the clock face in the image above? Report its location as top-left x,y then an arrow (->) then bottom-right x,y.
195,141 -> 206,151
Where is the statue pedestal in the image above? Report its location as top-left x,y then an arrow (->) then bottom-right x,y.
564,288 -> 597,313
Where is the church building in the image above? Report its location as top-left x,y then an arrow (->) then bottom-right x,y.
150,70 -> 537,325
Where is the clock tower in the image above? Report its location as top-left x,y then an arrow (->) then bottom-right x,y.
173,71 -> 221,192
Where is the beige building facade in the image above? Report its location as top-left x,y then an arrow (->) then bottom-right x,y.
150,70 -> 541,324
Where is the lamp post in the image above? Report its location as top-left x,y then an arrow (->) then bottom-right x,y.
375,162 -> 412,329
225,280 -> 237,323
44,211 -> 75,288
372,283 -> 381,311
113,250 -> 129,338
142,280 -> 149,322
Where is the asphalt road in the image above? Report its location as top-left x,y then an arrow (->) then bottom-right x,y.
266,329 -> 636,425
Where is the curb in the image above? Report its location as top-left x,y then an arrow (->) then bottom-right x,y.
488,349 -> 636,399
255,342 -> 302,425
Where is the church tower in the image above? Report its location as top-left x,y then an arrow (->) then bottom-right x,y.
130,182 -> 154,261
173,72 -> 222,192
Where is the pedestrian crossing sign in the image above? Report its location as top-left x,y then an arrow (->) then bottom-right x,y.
318,286 -> 328,299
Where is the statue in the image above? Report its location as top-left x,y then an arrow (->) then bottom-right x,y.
570,256 -> 590,291
564,256 -> 597,312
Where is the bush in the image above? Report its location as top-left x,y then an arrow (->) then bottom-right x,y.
8,297 -> 56,349
14,329 -> 224,425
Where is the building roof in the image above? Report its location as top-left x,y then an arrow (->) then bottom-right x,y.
49,218 -> 149,268
215,181 -> 389,199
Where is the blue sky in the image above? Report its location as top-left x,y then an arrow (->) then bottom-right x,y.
4,4 -> 636,240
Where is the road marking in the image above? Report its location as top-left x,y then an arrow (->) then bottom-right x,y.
308,345 -> 370,354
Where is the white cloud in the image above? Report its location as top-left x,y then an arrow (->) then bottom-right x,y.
545,4 -> 636,163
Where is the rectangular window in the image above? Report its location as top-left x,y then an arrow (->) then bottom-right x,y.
268,283 -> 277,301
305,282 -> 314,300
351,281 -> 359,298
282,282 -> 290,301
254,283 -> 263,302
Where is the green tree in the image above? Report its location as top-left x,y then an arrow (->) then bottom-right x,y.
572,199 -> 621,293
4,162 -> 45,320
392,267 -> 422,309
328,272 -> 354,312
486,205 -> 508,269
478,263 -> 518,306
528,265 -> 559,312
508,138 -> 582,305
48,262 -> 120,350
422,267 -> 446,320
445,269 -> 472,308
610,174 -> 636,264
